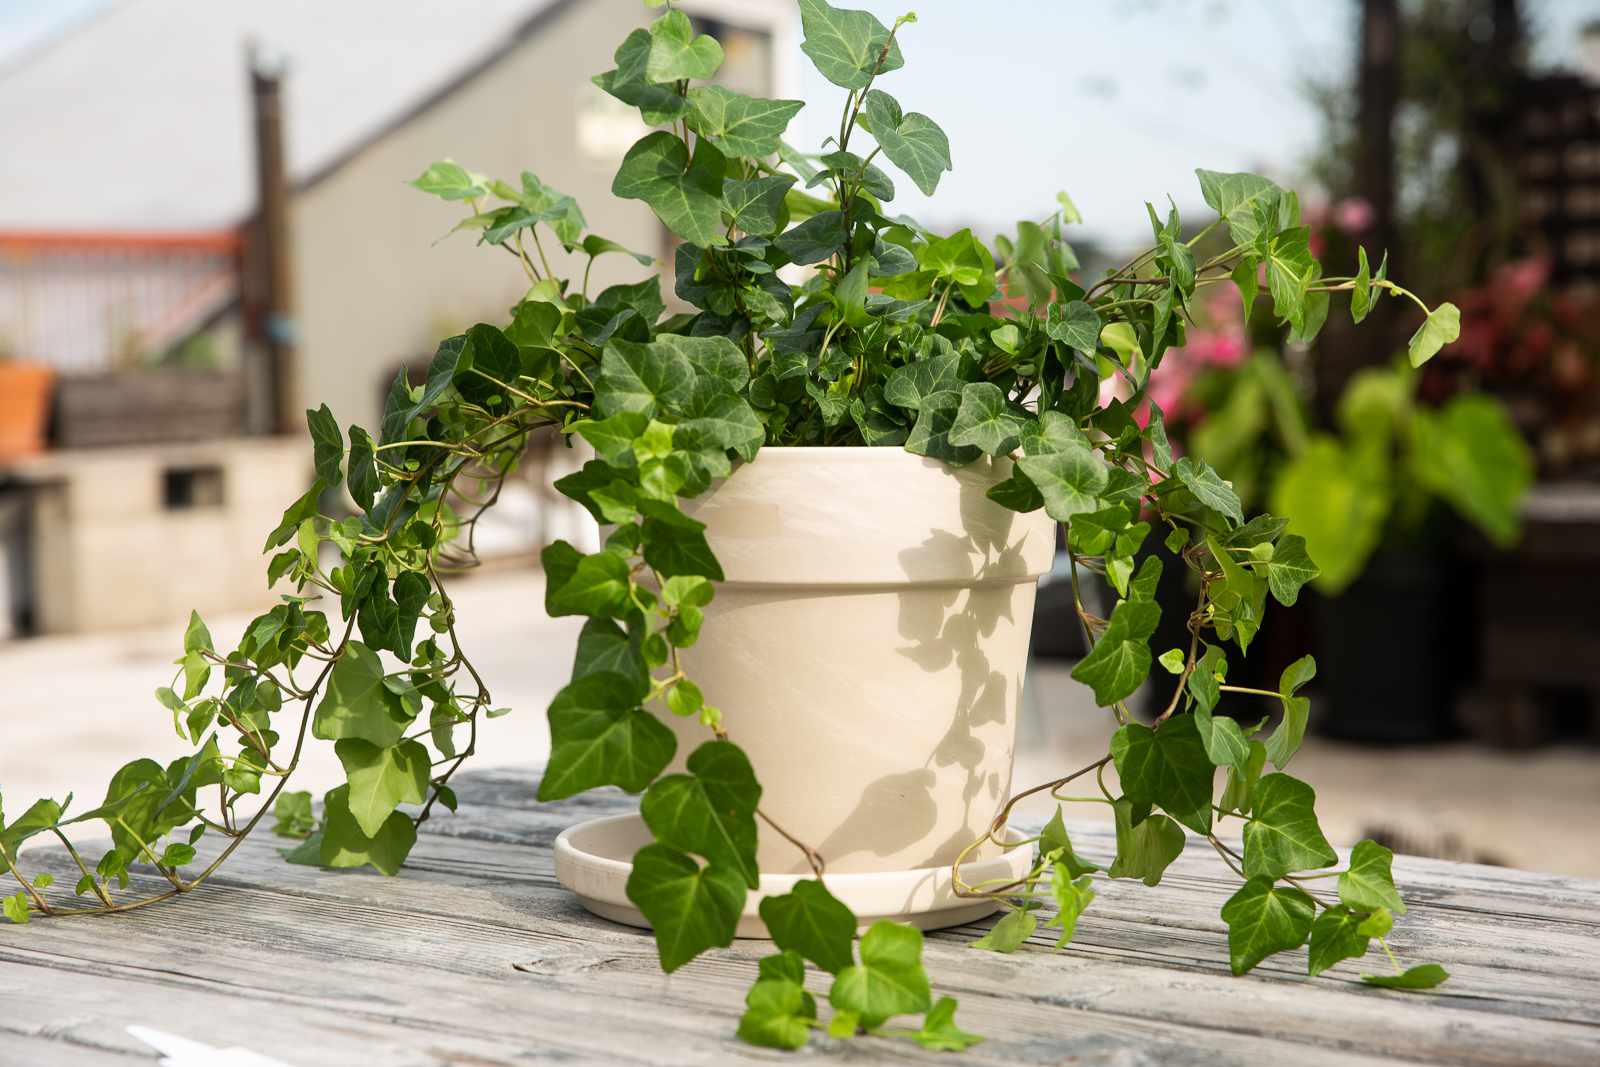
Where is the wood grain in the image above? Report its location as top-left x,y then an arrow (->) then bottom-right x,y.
2,766 -> 1596,1066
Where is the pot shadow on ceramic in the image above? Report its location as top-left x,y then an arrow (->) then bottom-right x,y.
812,476 -> 1041,875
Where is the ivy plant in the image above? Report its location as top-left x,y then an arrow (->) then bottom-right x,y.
0,0 -> 1457,1051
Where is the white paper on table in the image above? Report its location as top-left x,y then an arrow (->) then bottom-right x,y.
127,1025 -> 298,1067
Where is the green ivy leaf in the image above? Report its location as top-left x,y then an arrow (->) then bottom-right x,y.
645,9 -> 723,82
1263,655 -> 1316,769
759,878 -> 857,975
904,390 -> 982,466
1107,799 -> 1185,886
272,790 -> 316,838
408,159 -> 488,201
346,427 -> 379,512
307,409 -> 345,489
262,481 -> 326,553
539,673 -> 677,800
641,740 -> 762,889
1017,442 -> 1109,521
1220,876 -> 1315,974
1307,905 -> 1372,977
1070,599 -> 1160,706
829,920 -> 932,1028
611,132 -> 727,248
334,738 -> 430,838
1220,739 -> 1267,815
640,501 -> 724,580
1045,300 -> 1102,354
1174,456 -> 1243,526
946,382 -> 1025,456
773,209 -> 846,265
1039,806 -> 1101,878
674,380 -> 766,463
1339,839 -> 1407,915
318,784 -> 417,876
1241,773 -> 1338,879
626,843 -> 745,972
592,29 -> 690,126
572,618 -> 649,702
737,978 -> 816,1050
1194,169 -> 1282,248
1264,533 -> 1318,606
798,0 -> 903,90
597,336 -> 696,419
723,175 -> 796,236
547,550 -> 632,617
1362,964 -> 1450,990
883,350 -> 962,413
3,892 -> 29,924
1195,703 -> 1253,774
860,90 -> 951,196
687,86 -> 803,158
311,643 -> 420,749
1410,394 -> 1532,546
909,997 -> 984,1052
1110,716 -> 1215,835
971,907 -> 1036,953
1407,302 -> 1460,367
1044,867 -> 1096,947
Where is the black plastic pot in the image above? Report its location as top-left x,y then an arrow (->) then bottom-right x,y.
1313,547 -> 1467,743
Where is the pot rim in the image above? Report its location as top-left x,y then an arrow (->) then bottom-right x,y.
737,445 -> 980,461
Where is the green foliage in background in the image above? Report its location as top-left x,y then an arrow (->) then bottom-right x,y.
0,0 -> 1459,1050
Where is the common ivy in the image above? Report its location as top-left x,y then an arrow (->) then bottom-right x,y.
0,0 -> 1458,1051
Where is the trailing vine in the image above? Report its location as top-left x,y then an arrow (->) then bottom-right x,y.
0,0 -> 1457,1051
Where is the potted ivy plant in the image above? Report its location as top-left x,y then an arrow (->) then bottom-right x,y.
0,0 -> 1459,1052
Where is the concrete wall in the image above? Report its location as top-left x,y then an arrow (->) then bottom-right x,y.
287,0 -> 789,434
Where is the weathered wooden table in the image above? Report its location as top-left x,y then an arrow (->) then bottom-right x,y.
4,768 -> 1597,1066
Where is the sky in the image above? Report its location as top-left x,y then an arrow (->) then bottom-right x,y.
3,0 -> 1597,248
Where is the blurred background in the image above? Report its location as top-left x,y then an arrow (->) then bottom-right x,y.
0,0 -> 1596,875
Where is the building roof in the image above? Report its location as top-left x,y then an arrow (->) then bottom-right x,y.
0,0 -> 571,229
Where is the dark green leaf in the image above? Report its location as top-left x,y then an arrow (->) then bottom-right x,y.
612,132 -> 727,248
539,673 -> 676,800
1110,716 -> 1215,834
687,86 -> 803,158
723,175 -> 795,236
798,0 -> 903,90
1308,905 -> 1372,977
626,843 -> 745,971
1174,456 -> 1243,526
759,878 -> 857,975
312,643 -> 419,749
347,427 -> 378,511
1242,773 -> 1337,879
1039,806 -> 1101,878
1045,300 -> 1102,353
548,550 -> 632,617
1220,876 -> 1314,974
1017,442 -> 1108,521
946,382 -> 1025,456
1107,799 -> 1185,886
772,209 -> 846,265
1070,598 -> 1160,706
861,90 -> 951,196
641,740 -> 762,888
318,784 -> 416,876
306,405 -> 343,487
597,336 -> 696,419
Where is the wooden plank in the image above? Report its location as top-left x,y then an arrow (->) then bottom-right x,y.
2,767 -> 1597,1066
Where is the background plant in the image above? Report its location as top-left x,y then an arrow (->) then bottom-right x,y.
0,0 -> 1463,1051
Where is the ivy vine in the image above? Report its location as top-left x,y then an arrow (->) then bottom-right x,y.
0,0 -> 1457,1051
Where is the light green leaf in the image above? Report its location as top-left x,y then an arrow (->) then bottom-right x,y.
1340,839 -> 1407,915
829,920 -> 932,1028
1362,964 -> 1449,990
1107,799 -> 1185,886
1039,806 -> 1101,878
3,892 -> 29,924
737,978 -> 816,1050
646,9 -> 723,82
1270,436 -> 1389,594
311,643 -> 419,749
759,878 -> 857,975
272,790 -> 315,839
335,738 -> 430,838
1242,773 -> 1337,879
611,132 -> 727,247
1110,716 -> 1215,834
687,86 -> 803,158
538,673 -> 677,801
910,997 -> 984,1052
946,382 -> 1025,456
1044,867 -> 1096,947
798,0 -> 903,90
1220,876 -> 1315,974
641,740 -> 762,889
971,907 -> 1037,953
592,28 -> 690,126
1195,169 -> 1283,248
1220,739 -> 1267,814
318,784 -> 417,876
1070,598 -> 1160,706
408,159 -> 488,201
626,843 -> 745,972
1407,302 -> 1460,367
1410,394 -> 1532,546
1017,442 -> 1109,522
1263,655 -> 1316,769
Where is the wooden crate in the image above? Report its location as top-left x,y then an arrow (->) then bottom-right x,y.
53,370 -> 245,448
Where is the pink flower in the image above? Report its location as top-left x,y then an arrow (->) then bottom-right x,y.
1333,197 -> 1375,234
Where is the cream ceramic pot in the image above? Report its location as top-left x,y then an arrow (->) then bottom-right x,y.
673,447 -> 1055,875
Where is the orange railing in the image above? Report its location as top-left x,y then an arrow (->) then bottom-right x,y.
0,230 -> 242,372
